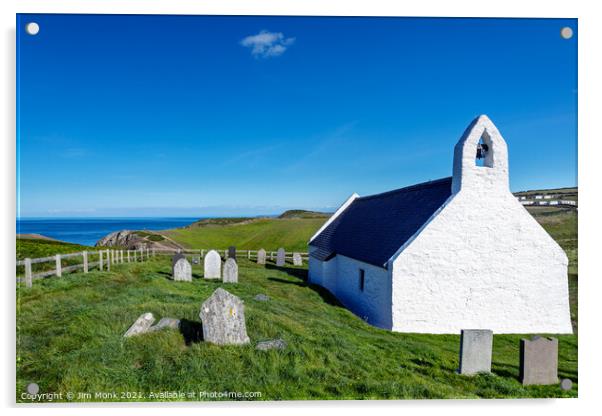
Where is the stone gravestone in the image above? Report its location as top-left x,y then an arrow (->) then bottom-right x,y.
204,249 -> 221,279
124,312 -> 155,337
199,288 -> 250,345
458,329 -> 493,375
292,252 -> 303,266
223,258 -> 238,283
276,248 -> 286,266
257,248 -> 266,265
173,258 -> 192,282
520,336 -> 559,385
192,255 -> 200,265
228,246 -> 236,260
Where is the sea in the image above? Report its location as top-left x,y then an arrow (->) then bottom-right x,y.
16,217 -> 201,246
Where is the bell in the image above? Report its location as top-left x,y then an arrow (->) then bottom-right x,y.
476,143 -> 489,159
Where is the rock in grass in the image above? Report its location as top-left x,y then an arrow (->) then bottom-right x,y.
254,294 -> 269,302
256,339 -> 287,351
200,288 -> 250,345
149,317 -> 180,332
124,312 -> 155,337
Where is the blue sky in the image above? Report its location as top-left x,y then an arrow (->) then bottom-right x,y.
17,14 -> 577,217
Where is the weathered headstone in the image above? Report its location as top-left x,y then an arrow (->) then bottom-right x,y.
204,249 -> 221,279
149,317 -> 180,332
199,288 -> 250,345
520,336 -> 559,385
292,252 -> 302,266
228,246 -> 236,260
256,339 -> 287,351
173,258 -> 192,282
124,312 -> 155,337
276,248 -> 285,266
254,294 -> 269,302
459,329 -> 493,375
257,248 -> 266,265
223,258 -> 238,283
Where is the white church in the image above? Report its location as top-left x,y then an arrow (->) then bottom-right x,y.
308,115 -> 572,334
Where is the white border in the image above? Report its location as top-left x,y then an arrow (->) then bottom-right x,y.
2,1 -> 600,415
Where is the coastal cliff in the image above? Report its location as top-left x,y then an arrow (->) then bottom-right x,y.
95,230 -> 183,250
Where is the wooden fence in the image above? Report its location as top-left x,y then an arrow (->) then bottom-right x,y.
16,247 -> 152,288
16,247 -> 308,288
151,248 -> 309,262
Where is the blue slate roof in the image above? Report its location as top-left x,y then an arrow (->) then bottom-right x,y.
309,177 -> 453,268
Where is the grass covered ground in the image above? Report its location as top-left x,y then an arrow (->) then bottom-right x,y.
165,217 -> 327,252
16,238 -> 99,277
17,256 -> 577,402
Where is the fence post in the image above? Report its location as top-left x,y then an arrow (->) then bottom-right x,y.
146,248 -> 149,259
55,254 -> 62,277
247,250 -> 250,259
120,250 -> 124,263
106,250 -> 111,271
201,249 -> 205,258
134,250 -> 137,262
127,250 -> 130,262
24,258 -> 32,288
99,251 -> 104,271
83,251 -> 88,273
152,248 -> 156,257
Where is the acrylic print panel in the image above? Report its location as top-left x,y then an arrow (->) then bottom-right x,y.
16,14 -> 577,403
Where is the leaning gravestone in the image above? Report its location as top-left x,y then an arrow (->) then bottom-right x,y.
199,288 -> 250,345
276,248 -> 286,266
223,258 -> 238,283
292,252 -> 303,266
228,246 -> 236,260
124,312 -> 155,337
149,317 -> 180,332
173,258 -> 192,282
520,336 -> 559,385
204,249 -> 221,279
257,248 -> 266,265
458,329 -> 493,375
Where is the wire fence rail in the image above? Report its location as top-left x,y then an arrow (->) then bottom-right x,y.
16,247 -> 309,288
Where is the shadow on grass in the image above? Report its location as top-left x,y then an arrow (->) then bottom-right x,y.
267,277 -> 342,307
157,271 -> 204,280
265,263 -> 307,280
179,319 -> 204,345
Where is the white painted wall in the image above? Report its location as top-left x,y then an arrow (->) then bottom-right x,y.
333,255 -> 392,329
308,249 -> 392,329
390,115 -> 572,334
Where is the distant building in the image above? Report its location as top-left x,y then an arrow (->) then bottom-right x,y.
535,195 -> 543,199
308,115 -> 572,334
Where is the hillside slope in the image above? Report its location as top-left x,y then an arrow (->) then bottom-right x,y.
164,217 -> 327,251
16,257 -> 577,401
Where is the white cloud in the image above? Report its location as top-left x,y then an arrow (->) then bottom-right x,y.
240,30 -> 295,58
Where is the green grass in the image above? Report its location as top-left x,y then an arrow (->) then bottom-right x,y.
16,256 -> 577,402
16,238 -> 99,277
165,218 -> 327,251
17,238 -> 92,260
